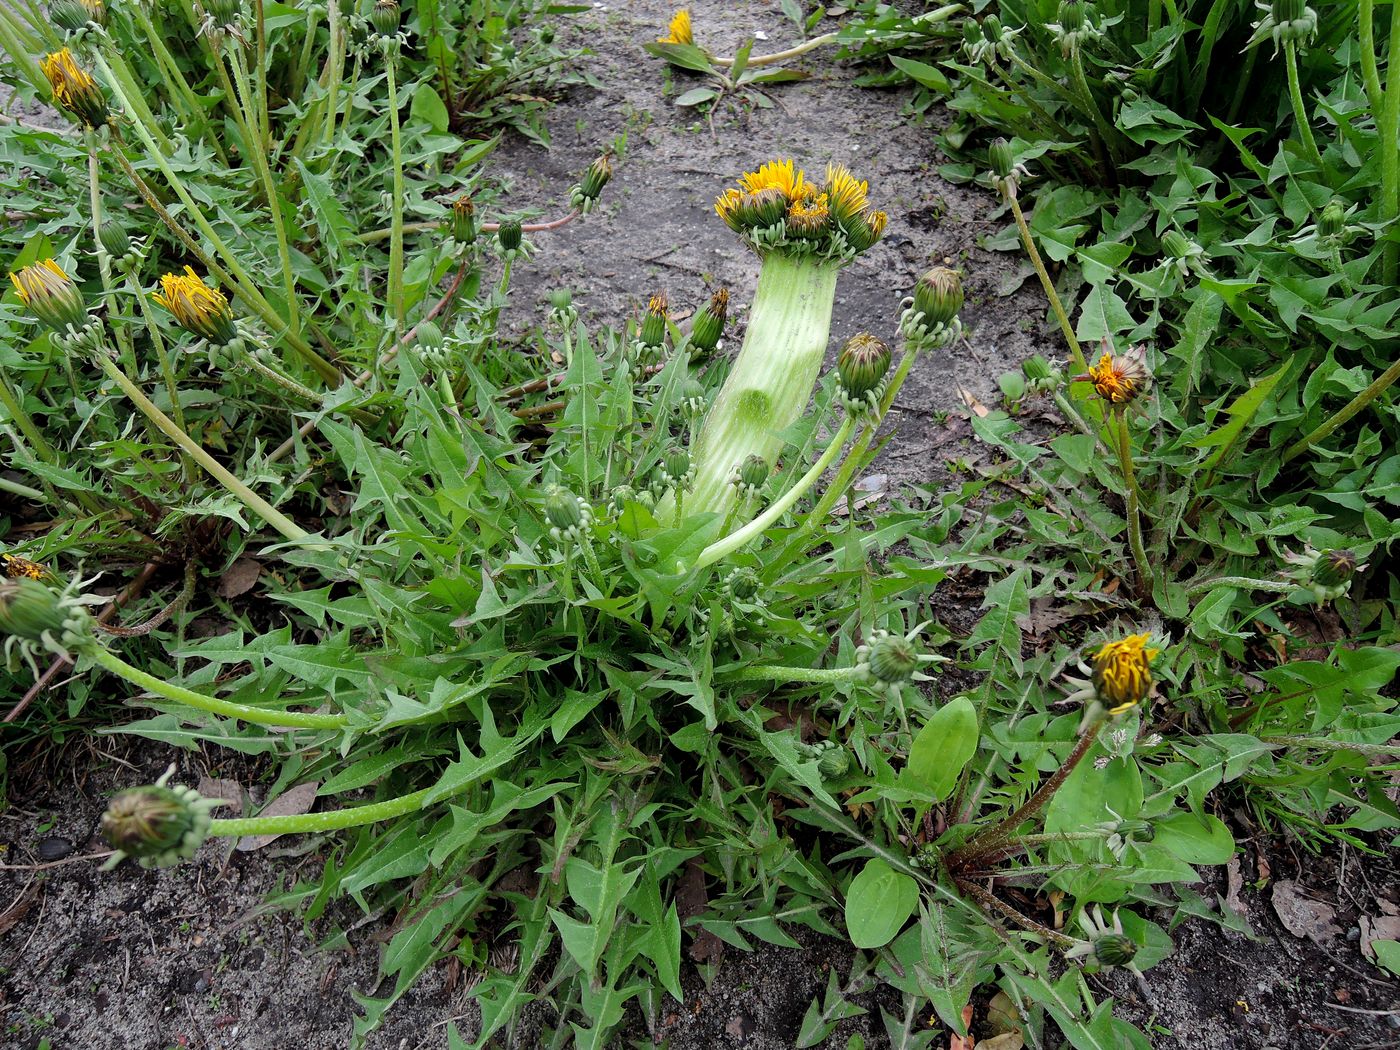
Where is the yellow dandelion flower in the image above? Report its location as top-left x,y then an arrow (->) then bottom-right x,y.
153,266 -> 238,346
2,554 -> 51,582
1091,634 -> 1159,715
40,48 -> 108,129
715,188 -> 746,231
1082,346 -> 1150,405
786,191 -> 830,237
823,164 -> 869,225
9,258 -> 87,333
658,8 -> 693,45
738,159 -> 806,203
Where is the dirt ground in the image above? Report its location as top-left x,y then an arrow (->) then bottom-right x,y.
2,1 -> 1398,1048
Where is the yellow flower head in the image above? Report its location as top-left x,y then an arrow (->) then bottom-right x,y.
658,8 -> 693,45
1091,633 -> 1159,714
154,266 -> 238,345
1083,345 -> 1150,405
9,258 -> 87,333
715,188 -> 746,232
2,553 -> 51,582
738,159 -> 806,203
41,48 -> 108,129
786,191 -> 830,237
823,164 -> 869,225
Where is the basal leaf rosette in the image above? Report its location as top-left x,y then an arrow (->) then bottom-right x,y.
684,160 -> 887,524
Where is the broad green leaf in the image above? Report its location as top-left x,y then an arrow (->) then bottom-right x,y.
902,697 -> 979,802
844,858 -> 918,949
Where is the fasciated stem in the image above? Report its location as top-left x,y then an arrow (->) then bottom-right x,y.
91,646 -> 344,729
384,43 -> 406,334
722,664 -> 862,686
695,414 -> 855,570
95,354 -> 316,544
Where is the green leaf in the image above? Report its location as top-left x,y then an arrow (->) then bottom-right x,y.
890,56 -> 951,94
674,86 -> 720,107
1153,812 -> 1235,864
1189,357 -> 1293,470
293,158 -> 351,261
963,567 -> 1029,673
844,858 -> 918,948
410,81 -> 451,133
902,697 -> 979,802
1372,940 -> 1400,977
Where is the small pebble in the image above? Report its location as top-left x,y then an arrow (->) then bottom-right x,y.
36,836 -> 74,861
1347,927 -> 1362,942
1388,1015 -> 1400,1031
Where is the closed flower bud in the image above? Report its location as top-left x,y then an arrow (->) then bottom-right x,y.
578,154 -> 612,203
415,320 -> 445,351
1058,0 -> 1087,30
679,377 -> 708,416
837,332 -> 892,413
640,291 -> 668,348
841,207 -> 888,253
661,445 -> 692,488
1022,354 -> 1062,394
0,578 -> 71,645
1318,199 -> 1346,241
100,769 -> 218,869
731,453 -> 769,500
1271,0 -> 1304,22
543,484 -> 589,540
988,138 -> 1016,179
49,0 -> 105,32
743,187 -> 789,229
1161,230 -> 1192,259
371,0 -> 399,36
864,632 -> 920,685
449,194 -> 477,245
1313,548 -> 1356,589
725,567 -> 759,602
98,221 -> 132,262
816,744 -> 851,779
1110,818 -> 1154,843
982,14 -> 1005,41
41,48 -> 107,130
497,219 -> 523,252
913,267 -> 964,328
1090,934 -> 1138,968
1090,633 -> 1158,715
9,258 -> 88,334
688,288 -> 728,357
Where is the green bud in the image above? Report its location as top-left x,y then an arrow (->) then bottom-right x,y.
0,578 -> 74,645
450,195 -> 477,245
1161,230 -> 1192,259
1313,548 -> 1356,588
1057,0 -> 1086,32
661,446 -> 692,488
913,267 -> 964,328
744,187 -> 788,229
497,219 -> 523,252
98,221 -> 132,262
371,0 -> 400,37
100,769 -> 218,869
1090,933 -> 1138,968
1318,199 -> 1346,241
732,454 -> 769,500
415,320 -> 445,350
640,291 -> 668,348
982,14 -> 1004,41
578,154 -> 613,203
9,259 -> 89,334
679,378 -> 708,417
864,631 -> 919,685
689,288 -> 728,357
1271,0 -> 1304,22
817,745 -> 851,779
725,567 -> 759,602
49,0 -> 104,33
1021,354 -> 1062,393
837,332 -> 892,411
988,138 -> 1016,179
1111,818 -> 1154,843
203,0 -> 241,25
543,484 -> 589,539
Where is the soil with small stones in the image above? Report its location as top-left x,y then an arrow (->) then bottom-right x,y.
3,1 -> 1399,1048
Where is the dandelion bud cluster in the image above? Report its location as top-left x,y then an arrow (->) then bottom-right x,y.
101,766 -> 218,869
714,160 -> 887,261
836,333 -> 892,416
570,155 -> 613,215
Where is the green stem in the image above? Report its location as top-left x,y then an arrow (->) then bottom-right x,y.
1360,0 -> 1386,121
809,343 -> 918,528
1281,356 -> 1400,463
1283,40 -> 1323,166
93,46 -> 176,154
723,663 -> 861,685
0,364 -> 55,462
95,354 -> 315,544
385,43 -> 406,333
1068,45 -> 1116,179
695,415 -> 855,571
91,646 -> 344,729
0,476 -> 43,500
228,45 -> 300,336
0,8 -> 47,96
241,352 -> 322,401
1114,412 -> 1153,598
712,31 -> 838,68
85,136 -> 139,378
948,720 -> 1104,871
130,2 -> 210,147
1378,0 -> 1400,283
1184,575 -> 1294,596
209,785 -> 436,838
1007,191 -> 1090,376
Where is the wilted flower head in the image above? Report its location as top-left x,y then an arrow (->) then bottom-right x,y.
639,290 -> 669,348
1091,633 -> 1159,715
9,258 -> 88,334
1080,344 -> 1150,406
41,48 -> 108,129
48,0 -> 106,33
154,266 -> 239,346
658,9 -> 693,45
101,766 -> 219,869
2,553 -> 50,581
449,194 -> 477,245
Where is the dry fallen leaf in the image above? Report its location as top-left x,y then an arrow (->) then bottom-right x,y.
235,782 -> 321,851
950,1004 -> 976,1050
217,557 -> 262,599
1360,914 -> 1400,959
1272,879 -> 1341,942
196,777 -> 244,816
974,1035 -> 1024,1050
957,386 -> 990,418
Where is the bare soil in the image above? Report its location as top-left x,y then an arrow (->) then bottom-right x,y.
3,1 -> 1398,1049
